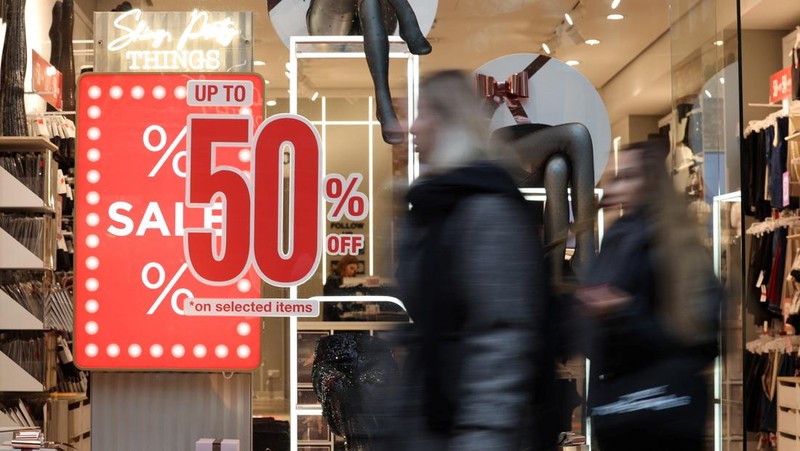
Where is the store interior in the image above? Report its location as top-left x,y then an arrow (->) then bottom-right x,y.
2,0 -> 800,449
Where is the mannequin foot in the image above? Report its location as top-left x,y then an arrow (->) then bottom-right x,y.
380,119 -> 405,144
377,109 -> 405,144
401,27 -> 431,55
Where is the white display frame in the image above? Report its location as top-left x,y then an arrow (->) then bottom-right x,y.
711,190 -> 742,451
288,35 -> 419,451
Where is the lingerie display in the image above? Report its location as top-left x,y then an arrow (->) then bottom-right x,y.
311,333 -> 397,451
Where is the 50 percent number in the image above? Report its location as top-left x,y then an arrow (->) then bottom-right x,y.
184,114 -> 321,287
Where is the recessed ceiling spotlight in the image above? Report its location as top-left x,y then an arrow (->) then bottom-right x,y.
611,0 -> 621,9
607,14 -> 624,20
311,92 -> 319,101
565,12 -> 574,26
704,90 -> 712,98
720,77 -> 725,84
585,39 -> 601,46
267,100 -> 277,107
566,60 -> 580,66
253,60 -> 266,66
542,43 -> 552,54
713,40 -> 724,46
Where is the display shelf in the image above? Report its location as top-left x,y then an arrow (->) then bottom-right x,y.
0,228 -> 52,270
0,137 -> 57,212
0,351 -> 44,392
0,291 -> 43,330
0,167 -> 55,212
778,377 -> 800,449
0,137 -> 58,153
46,395 -> 90,447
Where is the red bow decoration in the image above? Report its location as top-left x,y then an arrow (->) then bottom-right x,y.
475,55 -> 551,124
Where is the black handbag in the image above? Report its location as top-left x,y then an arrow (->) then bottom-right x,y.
589,356 -> 709,440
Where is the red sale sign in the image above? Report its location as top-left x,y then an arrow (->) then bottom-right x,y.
770,66 -> 793,104
75,73 -> 267,370
32,50 -> 62,110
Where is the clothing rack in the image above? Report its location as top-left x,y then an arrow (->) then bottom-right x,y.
746,334 -> 800,354
746,211 -> 800,236
744,100 -> 800,138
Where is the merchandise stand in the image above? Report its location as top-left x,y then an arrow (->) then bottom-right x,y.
287,35 -> 419,451
291,296 -> 408,450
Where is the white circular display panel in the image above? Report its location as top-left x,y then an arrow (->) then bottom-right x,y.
474,53 -> 611,185
268,0 -> 438,49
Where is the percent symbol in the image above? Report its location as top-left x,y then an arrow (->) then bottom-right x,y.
141,262 -> 194,315
143,125 -> 188,178
324,173 -> 369,222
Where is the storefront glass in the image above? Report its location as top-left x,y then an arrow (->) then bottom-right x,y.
4,0 -> 798,449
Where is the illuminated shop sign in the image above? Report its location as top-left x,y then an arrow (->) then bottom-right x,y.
94,10 -> 253,73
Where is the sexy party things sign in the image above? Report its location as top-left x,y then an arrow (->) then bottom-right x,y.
74,73 -> 266,370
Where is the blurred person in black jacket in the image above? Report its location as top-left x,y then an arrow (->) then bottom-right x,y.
576,139 -> 721,451
381,70 -> 559,451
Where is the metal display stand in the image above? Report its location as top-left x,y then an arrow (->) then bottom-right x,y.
287,35 -> 419,451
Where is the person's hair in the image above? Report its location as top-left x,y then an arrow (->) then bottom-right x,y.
335,255 -> 359,276
622,138 -> 719,351
418,70 -> 491,172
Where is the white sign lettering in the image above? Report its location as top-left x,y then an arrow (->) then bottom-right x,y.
99,9 -> 248,72
107,9 -> 241,52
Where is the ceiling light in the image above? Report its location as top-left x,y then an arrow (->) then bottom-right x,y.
565,13 -> 574,26
713,40 -> 724,46
611,0 -> 621,9
720,77 -> 725,84
266,100 -> 277,107
607,13 -> 624,20
704,90 -> 712,98
566,60 -> 580,66
542,42 -> 552,54
253,60 -> 266,66
311,91 -> 319,101
264,79 -> 270,85
585,39 -> 600,45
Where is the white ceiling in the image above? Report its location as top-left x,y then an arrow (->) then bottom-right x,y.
86,0 -> 800,123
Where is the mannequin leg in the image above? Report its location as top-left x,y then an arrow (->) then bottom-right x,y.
505,123 -> 596,275
358,0 -> 404,144
385,0 -> 431,55
543,155 -> 570,283
306,0 -> 358,36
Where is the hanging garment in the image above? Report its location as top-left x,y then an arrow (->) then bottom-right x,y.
767,119 -> 790,210
749,232 -> 775,325
792,46 -> 800,101
766,228 -> 788,315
